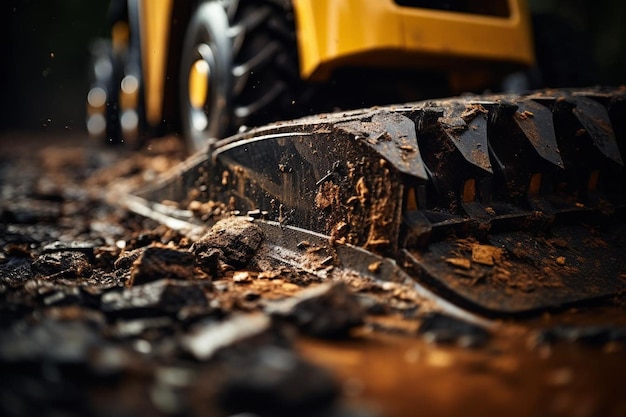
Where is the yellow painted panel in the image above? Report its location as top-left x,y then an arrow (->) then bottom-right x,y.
293,0 -> 404,81
139,0 -> 174,126
293,0 -> 534,81
400,0 -> 534,65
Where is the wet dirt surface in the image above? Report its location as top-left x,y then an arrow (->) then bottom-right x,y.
2,132 -> 626,417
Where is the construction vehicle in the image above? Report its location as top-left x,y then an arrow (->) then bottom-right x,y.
90,1 -> 626,316
86,0 -> 534,152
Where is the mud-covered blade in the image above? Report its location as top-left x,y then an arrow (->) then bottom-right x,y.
120,88 -> 626,316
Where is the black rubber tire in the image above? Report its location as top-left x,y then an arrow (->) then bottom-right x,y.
228,0 -> 301,129
179,0 -> 300,153
180,1 -> 233,153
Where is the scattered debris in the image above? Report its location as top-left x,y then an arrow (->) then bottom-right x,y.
418,312 -> 491,348
530,324 -> 626,348
471,244 -> 503,266
101,279 -> 209,318
3,91 -> 626,416
445,257 -> 472,270
31,251 -> 93,279
129,244 -> 196,286
269,282 -> 365,339
182,313 -> 272,360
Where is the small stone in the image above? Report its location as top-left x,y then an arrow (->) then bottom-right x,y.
195,247 -> 222,277
0,257 -> 34,287
281,283 -> 300,292
418,312 -> 490,348
258,270 -> 277,280
114,248 -> 144,271
269,282 -> 365,339
471,244 -> 503,266
31,251 -> 93,279
182,313 -> 271,361
129,245 -> 196,286
109,316 -> 175,339
38,286 -> 82,307
233,271 -> 252,283
42,241 -> 97,258
192,217 -> 264,269
556,256 -> 566,266
101,279 -> 209,318
368,261 -> 382,273
296,241 -> 310,249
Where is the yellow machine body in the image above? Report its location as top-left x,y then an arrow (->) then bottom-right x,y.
134,0 -> 535,129
293,0 -> 534,81
137,0 -> 174,127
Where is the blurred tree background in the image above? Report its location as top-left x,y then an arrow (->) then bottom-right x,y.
0,0 -> 624,133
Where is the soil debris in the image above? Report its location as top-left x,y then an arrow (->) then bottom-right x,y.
471,244 -> 503,266
192,217 -> 264,269
269,282 -> 365,339
418,312 -> 491,348
445,257 -> 471,270
129,244 -> 197,286
530,324 -> 626,349
100,279 -> 209,318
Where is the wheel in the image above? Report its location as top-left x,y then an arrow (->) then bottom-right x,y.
86,1 -> 146,149
86,38 -> 123,144
180,0 -> 301,153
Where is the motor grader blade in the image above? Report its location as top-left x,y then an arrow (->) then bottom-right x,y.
119,88 -> 626,316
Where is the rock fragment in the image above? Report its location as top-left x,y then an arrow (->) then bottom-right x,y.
269,282 -> 365,339
192,217 -> 264,269
101,279 -> 209,318
31,251 -> 93,279
0,257 -> 34,287
182,313 -> 271,361
114,247 -> 144,270
42,240 -> 98,258
129,245 -> 196,286
418,312 -> 490,347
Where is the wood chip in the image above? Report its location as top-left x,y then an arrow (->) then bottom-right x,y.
445,257 -> 471,270
368,261 -> 382,273
471,244 -> 503,266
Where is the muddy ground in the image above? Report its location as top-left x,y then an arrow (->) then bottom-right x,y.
2,131 -> 626,417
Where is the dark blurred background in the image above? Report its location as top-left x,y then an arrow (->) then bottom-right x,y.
0,0 -> 625,134
0,0 -> 109,133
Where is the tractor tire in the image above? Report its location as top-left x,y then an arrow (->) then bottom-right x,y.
179,0 -> 301,153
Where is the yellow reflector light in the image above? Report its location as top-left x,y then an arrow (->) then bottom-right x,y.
463,179 -> 476,203
189,60 -> 210,109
